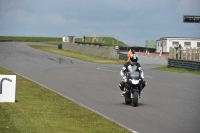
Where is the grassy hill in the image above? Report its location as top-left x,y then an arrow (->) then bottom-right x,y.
75,36 -> 127,47
0,36 -> 61,45
0,36 -> 128,47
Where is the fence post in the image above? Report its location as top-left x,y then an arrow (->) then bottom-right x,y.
186,48 -> 189,60
199,48 -> 200,61
190,47 -> 192,60
171,47 -> 174,59
178,48 -> 180,59
194,48 -> 196,61
173,48 -> 176,59
169,47 -> 172,59
181,48 -> 183,59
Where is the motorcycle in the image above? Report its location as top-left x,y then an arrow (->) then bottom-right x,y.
123,71 -> 142,107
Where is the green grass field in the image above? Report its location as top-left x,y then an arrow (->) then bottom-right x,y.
153,66 -> 200,75
76,36 -> 127,47
0,67 -> 131,133
0,36 -> 127,47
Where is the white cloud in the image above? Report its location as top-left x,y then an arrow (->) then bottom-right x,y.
47,13 -> 66,25
2,9 -> 36,24
102,0 -> 174,11
0,0 -> 18,11
176,0 -> 200,15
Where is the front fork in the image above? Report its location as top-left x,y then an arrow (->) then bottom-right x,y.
130,85 -> 142,98
125,83 -> 142,98
130,87 -> 139,98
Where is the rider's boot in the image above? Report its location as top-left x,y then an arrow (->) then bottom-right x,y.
119,82 -> 126,97
119,81 -> 125,91
121,91 -> 126,97
140,81 -> 147,95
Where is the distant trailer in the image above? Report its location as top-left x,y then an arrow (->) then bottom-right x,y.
156,37 -> 200,53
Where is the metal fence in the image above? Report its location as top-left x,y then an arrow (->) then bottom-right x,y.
119,53 -> 127,60
169,47 -> 200,61
119,46 -> 156,53
168,59 -> 200,70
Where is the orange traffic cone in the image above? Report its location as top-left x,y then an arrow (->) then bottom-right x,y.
147,51 -> 150,57
165,53 -> 168,60
159,50 -> 162,59
153,52 -> 156,58
159,53 -> 162,59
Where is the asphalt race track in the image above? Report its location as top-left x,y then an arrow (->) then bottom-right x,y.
1,42 -> 200,133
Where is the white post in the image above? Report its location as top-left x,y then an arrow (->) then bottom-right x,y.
181,48 -> 183,59
194,48 -> 196,61
169,47 -> 171,59
178,48 -> 180,59
199,48 -> 200,61
173,48 -> 176,59
189,47 -> 192,60
186,48 -> 188,60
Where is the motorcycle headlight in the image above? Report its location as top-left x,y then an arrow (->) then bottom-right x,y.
131,79 -> 139,85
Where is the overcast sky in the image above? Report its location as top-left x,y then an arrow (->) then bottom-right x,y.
0,0 -> 200,46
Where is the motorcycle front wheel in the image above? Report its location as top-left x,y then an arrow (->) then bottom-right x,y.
125,93 -> 131,104
132,92 -> 138,107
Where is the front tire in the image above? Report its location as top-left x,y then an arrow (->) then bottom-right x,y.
125,93 -> 131,104
132,92 -> 138,107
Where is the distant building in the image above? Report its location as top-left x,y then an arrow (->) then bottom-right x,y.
145,40 -> 156,48
156,37 -> 200,53
62,36 -> 75,43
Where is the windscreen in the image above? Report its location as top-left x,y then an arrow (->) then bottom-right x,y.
128,71 -> 140,79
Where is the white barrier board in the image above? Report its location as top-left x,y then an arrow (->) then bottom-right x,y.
62,36 -> 68,42
0,75 -> 16,102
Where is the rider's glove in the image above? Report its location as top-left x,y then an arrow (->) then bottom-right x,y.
122,76 -> 127,82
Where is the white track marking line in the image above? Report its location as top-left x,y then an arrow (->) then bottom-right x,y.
97,66 -> 153,78
97,65 -> 123,69
97,65 -> 122,73
97,67 -> 119,73
144,76 -> 153,78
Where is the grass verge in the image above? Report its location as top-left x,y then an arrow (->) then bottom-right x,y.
0,36 -> 127,47
0,67 -> 131,133
152,66 -> 200,75
0,36 -> 62,45
28,45 -> 126,64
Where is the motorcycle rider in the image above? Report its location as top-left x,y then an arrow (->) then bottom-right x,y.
119,53 -> 147,97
